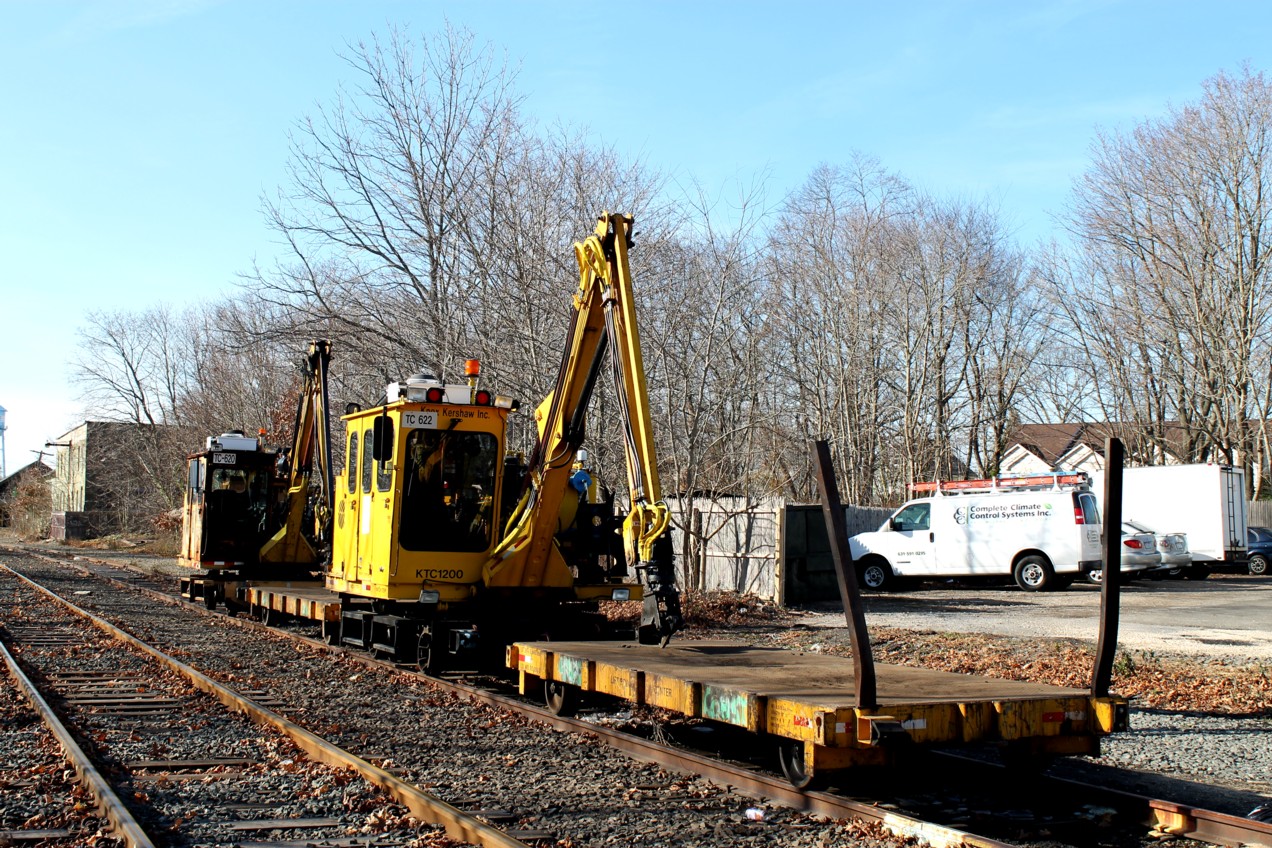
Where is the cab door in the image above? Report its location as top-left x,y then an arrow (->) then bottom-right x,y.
358,428 -> 375,582
335,430 -> 361,582
180,457 -> 206,563
888,501 -> 937,576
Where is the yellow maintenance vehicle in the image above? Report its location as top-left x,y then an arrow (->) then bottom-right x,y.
177,213 -> 683,670
177,340 -> 334,608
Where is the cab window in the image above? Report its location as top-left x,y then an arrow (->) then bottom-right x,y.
892,502 -> 930,532
346,433 -> 359,494
399,429 -> 499,552
361,430 -> 374,493
376,432 -> 393,493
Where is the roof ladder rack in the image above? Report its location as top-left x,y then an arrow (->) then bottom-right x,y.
910,471 -> 1090,496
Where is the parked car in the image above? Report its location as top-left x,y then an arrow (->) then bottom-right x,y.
1123,519 -> 1193,578
1246,526 -> 1272,576
1085,523 -> 1162,583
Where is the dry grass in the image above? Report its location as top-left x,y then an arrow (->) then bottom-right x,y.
762,624 -> 1272,718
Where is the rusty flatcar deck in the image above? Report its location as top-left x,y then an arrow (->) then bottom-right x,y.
510,639 -> 1127,781
246,582 -> 338,622
521,639 -> 1089,702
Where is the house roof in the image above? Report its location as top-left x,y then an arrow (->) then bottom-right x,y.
1010,422 -> 1114,467
0,460 -> 54,491
1010,420 -> 1215,468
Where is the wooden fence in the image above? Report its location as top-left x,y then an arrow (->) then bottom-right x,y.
1249,501 -> 1272,529
664,495 -> 892,606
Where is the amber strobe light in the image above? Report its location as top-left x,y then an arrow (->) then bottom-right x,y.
464,359 -> 481,378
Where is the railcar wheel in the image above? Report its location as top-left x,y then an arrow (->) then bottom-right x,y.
856,559 -> 893,592
776,739 -> 824,790
1249,554 -> 1269,576
544,680 -> 579,717
1014,555 -> 1055,591
203,592 -> 218,611
321,620 -> 340,646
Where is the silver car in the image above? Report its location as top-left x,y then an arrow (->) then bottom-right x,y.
1124,518 -> 1192,577
1084,523 -> 1162,583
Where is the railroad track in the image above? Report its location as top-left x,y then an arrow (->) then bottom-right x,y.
0,628 -> 125,845
0,562 -> 528,848
5,545 -> 1271,848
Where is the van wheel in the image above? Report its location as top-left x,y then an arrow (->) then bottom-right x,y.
856,559 -> 893,591
1014,556 -> 1055,591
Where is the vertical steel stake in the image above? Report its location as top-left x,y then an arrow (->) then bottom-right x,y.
813,440 -> 877,710
1092,437 -> 1124,697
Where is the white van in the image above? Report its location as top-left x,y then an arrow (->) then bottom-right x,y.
848,473 -> 1103,592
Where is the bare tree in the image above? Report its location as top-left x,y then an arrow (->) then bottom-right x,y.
74,305 -> 190,426
766,156 -> 911,504
1056,66 -> 1272,492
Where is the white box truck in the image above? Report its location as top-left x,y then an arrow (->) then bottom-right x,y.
1091,464 -> 1247,575
848,473 -> 1103,592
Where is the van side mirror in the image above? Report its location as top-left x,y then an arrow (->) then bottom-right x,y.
372,414 -> 394,462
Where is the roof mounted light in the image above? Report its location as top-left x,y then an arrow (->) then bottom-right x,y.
464,359 -> 481,378
474,389 -> 493,406
425,387 -> 445,403
494,395 -> 520,411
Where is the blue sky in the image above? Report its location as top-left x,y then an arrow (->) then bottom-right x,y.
2,0 -> 1271,473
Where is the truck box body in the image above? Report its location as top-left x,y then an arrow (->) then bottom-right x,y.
1092,464 -> 1246,564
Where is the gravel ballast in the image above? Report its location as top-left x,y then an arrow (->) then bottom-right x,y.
7,543 -> 1271,845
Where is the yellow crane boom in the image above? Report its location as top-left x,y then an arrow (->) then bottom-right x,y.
483,213 -> 683,644
259,340 -> 334,565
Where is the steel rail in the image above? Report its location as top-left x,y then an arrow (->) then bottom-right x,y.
32,548 -> 1272,848
931,736 -> 1272,848
1050,772 -> 1272,847
0,634 -> 156,848
0,562 -> 528,848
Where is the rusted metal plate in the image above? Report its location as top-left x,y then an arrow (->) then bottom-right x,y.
132,770 -> 248,782
125,758 -> 257,770
227,817 -> 343,830
63,696 -> 178,705
0,831 -> 75,841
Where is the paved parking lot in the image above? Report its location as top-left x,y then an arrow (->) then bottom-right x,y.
802,573 -> 1272,661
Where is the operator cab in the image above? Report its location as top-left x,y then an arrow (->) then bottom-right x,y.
179,431 -> 278,568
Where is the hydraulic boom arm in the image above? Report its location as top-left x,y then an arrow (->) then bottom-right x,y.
483,213 -> 683,644
259,340 -> 335,565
